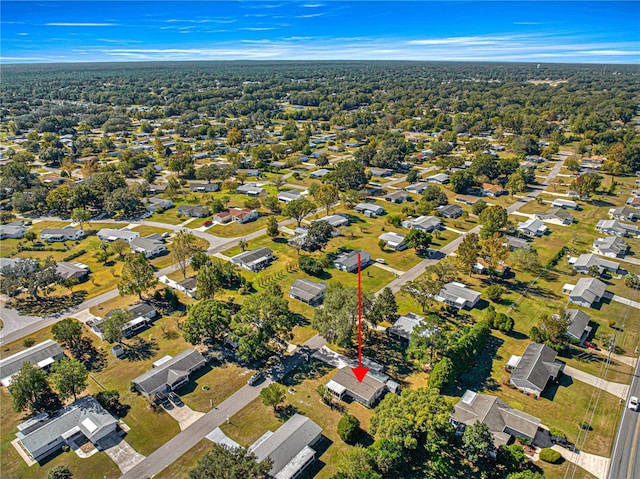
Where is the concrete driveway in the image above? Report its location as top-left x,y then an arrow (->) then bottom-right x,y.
164,402 -> 205,430
549,445 -> 610,479
97,433 -> 145,474
563,365 -> 630,399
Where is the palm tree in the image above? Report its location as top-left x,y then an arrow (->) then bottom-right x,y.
238,239 -> 248,251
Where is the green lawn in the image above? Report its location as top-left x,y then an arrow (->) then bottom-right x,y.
177,362 -> 252,412
154,439 -> 212,479
208,214 -> 275,237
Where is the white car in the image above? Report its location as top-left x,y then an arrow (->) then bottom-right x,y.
629,396 -> 639,410
375,258 -> 386,264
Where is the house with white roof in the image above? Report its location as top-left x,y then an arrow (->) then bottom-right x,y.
435,282 -> 481,309
592,237 -> 628,258
278,190 -> 303,203
387,312 -> 439,343
596,219 -> 639,238
571,253 -> 619,276
378,232 -> 407,251
0,339 -> 65,388
98,228 -> 140,243
402,215 -> 443,232
517,218 -> 548,237
40,227 -> 85,242
563,277 -> 607,308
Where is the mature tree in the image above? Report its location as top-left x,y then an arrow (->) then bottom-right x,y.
406,170 -> 419,183
333,445 -> 381,479
422,185 -> 448,206
298,255 -> 324,276
427,357 -> 455,390
271,175 -> 285,191
196,260 -> 222,299
50,358 -> 88,401
109,239 -> 129,259
368,438 -> 404,475
370,387 -> 454,454
52,318 -> 83,353
238,238 -> 248,251
407,315 -> 447,366
571,172 -> 602,200
102,309 -> 131,344
480,233 -> 511,279
11,362 -> 58,414
190,251 -> 209,271
371,287 -> 399,323
485,284 -> 504,302
530,314 -> 570,351
326,159 -> 369,191
118,253 -> 157,299
183,299 -> 231,345
479,205 -> 508,239
337,413 -> 361,444
266,216 -> 279,239
312,184 -> 340,216
24,230 -> 37,243
402,262 -> 455,313
340,189 -> 364,208
471,153 -> 500,180
625,273 -> 640,289
71,207 -> 91,230
565,155 -> 581,173
47,465 -> 73,479
462,421 -> 496,464
496,444 -> 528,476
510,247 -> 541,274
188,443 -> 271,479
506,472 -> 545,479
262,195 -> 281,213
457,232 -> 480,276
312,282 -> 375,347
172,230 -> 201,278
449,170 -> 475,193
195,164 -> 220,183
431,141 -> 453,156
0,257 -> 60,301
260,383 -> 286,411
506,169 -> 529,194
302,220 -> 333,252
405,229 -> 432,254
283,198 -> 316,227
46,185 -> 72,215
472,199 -> 488,215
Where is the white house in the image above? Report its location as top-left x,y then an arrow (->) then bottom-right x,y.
592,237 -> 628,258
354,203 -> 385,216
40,227 -> 85,242
563,278 -> 607,308
98,228 -> 140,243
0,223 -> 26,239
551,199 -> 578,209
231,247 -> 274,272
596,219 -> 639,238
0,339 -> 65,388
402,215 -> 442,232
333,250 -> 371,273
378,232 -> 407,251
130,236 -> 167,258
517,218 -> 548,237
277,190 -> 303,203
435,282 -> 481,309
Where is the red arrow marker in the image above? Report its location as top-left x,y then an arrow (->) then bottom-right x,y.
352,252 -> 369,383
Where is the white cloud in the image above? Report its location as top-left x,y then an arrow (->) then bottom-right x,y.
238,27 -> 277,31
303,4 -> 324,7
17,33 -> 28,36
296,13 -> 324,18
45,22 -> 118,27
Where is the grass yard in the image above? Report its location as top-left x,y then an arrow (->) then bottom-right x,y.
129,225 -> 172,237
154,439 -> 212,479
177,362 -> 252,412
208,214 -> 275,237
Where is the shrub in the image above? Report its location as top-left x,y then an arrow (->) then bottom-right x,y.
337,413 -> 361,444
539,448 -> 562,464
47,465 -> 72,479
428,357 -> 455,390
485,284 -> 504,302
608,319 -> 616,328
579,421 -> 591,430
22,338 -> 35,347
549,428 -> 566,439
492,313 -> 514,332
298,255 -> 324,276
63,249 -> 87,262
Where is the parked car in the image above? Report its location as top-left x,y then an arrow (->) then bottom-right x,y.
375,258 -> 386,264
248,371 -> 264,386
168,391 -> 183,406
204,220 -> 213,227
153,392 -> 171,408
629,396 -> 639,410
584,341 -> 598,350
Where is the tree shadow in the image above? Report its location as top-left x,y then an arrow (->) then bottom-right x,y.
125,337 -> 159,361
174,363 -> 214,395
281,359 -> 333,387
300,435 -> 333,479
449,335 -> 505,396
74,337 -> 108,372
276,404 -> 298,421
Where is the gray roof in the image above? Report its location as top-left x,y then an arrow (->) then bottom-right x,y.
573,254 -> 619,273
178,277 -> 197,290
177,204 -> 209,215
355,203 -> 384,213
570,277 -> 607,305
378,232 -> 406,245
278,190 -> 303,200
329,367 -> 386,403
133,349 -> 205,395
518,218 -> 547,233
504,235 -> 530,250
55,261 -> 89,281
510,343 -> 561,393
407,215 -> 442,230
98,228 -> 139,242
610,207 -> 638,219
385,190 -> 409,199
250,414 -> 322,478
130,236 -> 166,253
452,390 -> 541,447
128,301 -> 156,318
593,237 -> 628,256
334,250 -> 370,270
535,208 -> 574,222
18,396 -> 117,455
596,219 -> 639,235
40,227 -> 82,236
236,183 -> 265,194
314,214 -> 349,228
406,181 -> 429,192
437,204 -> 463,216
309,168 -> 330,177
388,312 -> 437,341
231,247 -> 273,268
0,339 -> 64,381
565,309 -> 591,340
290,279 -> 327,302
0,224 -> 25,235
438,282 -> 481,306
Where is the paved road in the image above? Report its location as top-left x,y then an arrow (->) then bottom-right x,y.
119,334 -> 326,479
608,356 -> 640,479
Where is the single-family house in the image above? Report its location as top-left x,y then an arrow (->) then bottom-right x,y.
0,223 -> 26,239
130,235 -> 167,258
289,279 -> 328,305
551,199 -> 578,210
148,183 -> 167,194
481,183 -> 505,197
435,282 -> 481,309
519,161 -> 537,171
231,247 -> 274,272
534,208 -> 575,226
91,302 -> 157,339
313,214 -> 349,229
517,218 -> 548,237
378,232 -> 408,251
437,204 -> 463,219
309,169 -> 330,179
189,182 -> 220,193
455,195 -> 480,206
450,390 -> 541,448
426,173 -> 450,184
595,219 -> 639,237
132,349 -> 206,396
236,183 -> 266,197
402,215 -> 443,232
40,227 -> 85,242
56,262 -> 89,282
177,205 -> 210,218
609,207 -> 640,222
16,396 -> 118,462
333,250 -> 371,273
0,257 -> 37,277
563,277 -> 607,308
503,235 -> 530,251
248,414 -> 323,479
508,343 -> 563,398
237,168 -> 260,177
177,277 -> 197,297
564,309 -> 592,344
325,367 -> 388,407
0,339 -> 65,388
354,203 -> 385,216
98,228 -> 140,243
387,312 -> 438,343
473,257 -> 509,276
592,237 -> 628,258
369,167 -> 393,177
384,190 -> 410,203
147,196 -> 173,213
572,254 -> 620,276
278,190 -> 303,203
627,196 -> 640,208
405,182 -> 429,194
270,160 -> 287,169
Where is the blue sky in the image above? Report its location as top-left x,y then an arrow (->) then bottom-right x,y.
1,1 -> 639,64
